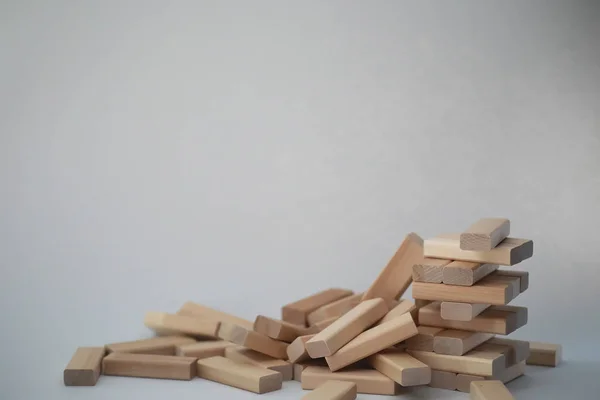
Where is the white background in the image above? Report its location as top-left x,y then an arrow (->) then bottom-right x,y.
1,1 -> 599,399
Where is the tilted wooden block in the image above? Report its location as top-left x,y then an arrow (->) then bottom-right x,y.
412,258 -> 451,283
376,299 -> 416,326
429,370 -> 457,390
175,340 -> 235,359
442,261 -> 499,286
64,347 -> 105,386
307,293 -> 363,326
460,218 -> 510,251
102,353 -> 197,380
287,334 -> 316,363
406,326 -> 445,351
368,349 -> 431,386
433,330 -> 494,356
301,365 -> 401,395
225,346 -> 292,380
282,288 -> 354,326
470,380 -> 515,400
306,298 -> 388,358
325,313 -> 418,371
407,347 -> 506,376
105,336 -> 196,355
441,302 -> 491,321
217,322 -> 288,359
144,312 -> 220,339
526,342 -> 562,367
177,301 -> 254,330
312,316 -> 338,332
455,361 -> 525,393
424,234 -> 533,266
293,359 -> 327,382
493,270 -> 529,292
196,356 -> 283,394
254,315 -> 308,343
301,380 -> 357,400
362,232 -> 424,303
485,338 -> 530,366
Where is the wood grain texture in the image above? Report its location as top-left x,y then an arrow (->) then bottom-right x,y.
376,299 -> 416,326
456,361 -> 526,393
105,336 -> 196,355
441,302 -> 491,321
301,380 -> 357,400
225,346 -> 292,380
282,288 -> 354,326
362,232 -> 424,302
196,356 -> 283,394
368,349 -> 431,386
424,234 -> 533,266
175,340 -> 235,359
254,315 -> 308,343
413,274 -> 520,305
526,342 -> 562,367
144,312 -> 220,339
433,330 -> 494,356
287,334 -> 315,363
307,293 -> 363,326
177,302 -> 254,330
470,380 -> 515,400
442,261 -> 499,286
460,218 -> 510,251
102,353 -> 197,380
64,347 -> 105,386
217,322 -> 288,359
493,270 -> 529,292
412,258 -> 451,283
407,348 -> 506,377
429,370 -> 457,390
301,365 -> 401,395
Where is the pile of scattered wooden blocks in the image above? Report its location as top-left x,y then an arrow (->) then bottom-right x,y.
64,218 -> 562,399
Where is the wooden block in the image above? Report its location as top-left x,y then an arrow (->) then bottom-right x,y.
494,270 -> 529,292
307,293 -> 363,326
433,330 -> 494,356
254,315 -> 308,342
376,299 -> 416,326
418,302 -> 527,335
196,356 -> 282,394
301,365 -> 401,395
64,347 -> 105,386
456,361 -> 526,393
301,380 -> 357,400
441,302 -> 491,321
144,312 -> 220,339
526,342 -> 562,367
306,298 -> 388,358
413,274 -> 520,305
293,359 -> 327,382
362,232 -> 424,303
415,299 -> 432,308
225,346 -> 293,380
429,370 -> 457,390
442,261 -> 499,286
412,258 -> 451,283
406,326 -> 445,351
424,234 -> 533,266
287,334 -> 315,363
177,301 -> 254,330
282,288 -> 354,326
105,336 -> 196,355
470,380 -> 515,400
460,218 -> 510,251
102,353 -> 197,380
217,322 -> 288,359
485,338 -> 530,366
175,340 -> 235,359
325,312 -> 418,371
407,348 -> 506,376
368,349 -> 431,386
312,316 -> 338,331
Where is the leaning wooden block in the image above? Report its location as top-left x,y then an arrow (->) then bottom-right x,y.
526,342 -> 562,367
288,334 -> 316,363
177,301 -> 254,330
175,340 -> 235,359
407,347 -> 506,376
197,356 -> 282,394
460,218 -> 510,251
441,302 -> 491,321
217,322 -> 288,359
429,370 -> 457,390
325,313 -> 418,371
424,234 -> 533,266
306,298 -> 388,358
363,232 -> 424,303
254,315 -> 308,342
282,288 -> 354,326
307,293 -> 363,326
412,258 -> 451,283
64,347 -> 105,386
433,330 -> 494,356
368,349 -> 431,386
301,380 -> 357,400
144,312 -> 220,339
102,353 -> 197,380
413,274 -> 519,305
470,380 -> 515,400
493,270 -> 529,292
485,338 -> 530,366
376,299 -> 416,326
456,361 -> 526,393
105,336 -> 196,355
301,365 -> 401,395
312,316 -> 338,331
225,346 -> 292,381
443,261 -> 498,286
406,326 -> 445,351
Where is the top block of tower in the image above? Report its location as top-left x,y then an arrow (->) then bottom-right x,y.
460,218 -> 510,251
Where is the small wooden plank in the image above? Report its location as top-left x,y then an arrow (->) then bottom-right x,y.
526,342 -> 562,367
494,270 -> 529,292
307,293 -> 363,326
64,347 -> 105,386
429,370 -> 457,390
413,274 -> 519,305
470,380 -> 515,400
485,338 -> 530,366
225,346 -> 292,381
312,316 -> 338,331
456,361 -> 526,393
301,380 -> 357,400
293,359 -> 327,382
325,313 -> 418,371
460,218 -> 510,251
376,299 -> 416,326
412,258 -> 451,283
177,302 -> 254,330
301,365 -> 401,395
362,232 -> 424,303
287,334 -> 315,363
406,326 -> 444,351
102,353 -> 197,380
144,312 -> 220,339
282,288 -> 354,326
433,330 -> 494,356
217,322 -> 288,359
442,261 -> 499,286
175,340 -> 235,359
441,302 -> 491,321
306,298 -> 388,358
424,234 -> 533,266
368,349 -> 431,386
197,356 -> 282,394
254,315 -> 308,343
105,336 -> 196,355
407,348 -> 506,377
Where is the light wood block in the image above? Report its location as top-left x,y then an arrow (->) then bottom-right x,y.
415,299 -> 432,308
144,312 -> 220,339
485,338 -> 530,366
175,340 -> 235,359
312,316 -> 338,331
307,293 -> 363,326
456,361 -> 526,393
419,302 -> 527,335
526,342 -> 562,367
301,380 -> 357,400
406,326 -> 445,351
105,336 -> 197,355
217,322 -> 288,359
443,261 -> 499,286
102,353 -> 197,380
197,356 -> 282,393
457,374 -> 485,393
470,380 -> 515,400
293,359 -> 327,382
287,334 -> 315,363
429,370 -> 457,390
325,312 -> 418,371
368,349 -> 431,386
433,330 -> 494,356
177,301 -> 254,330
306,298 -> 388,358
495,360 -> 526,383
407,348 -> 506,376
494,270 -> 529,292
254,315 -> 308,343
376,299 -> 416,326
441,302 -> 491,321
64,347 -> 105,386
363,232 -> 424,303
412,258 -> 451,283
301,366 -> 401,395
424,234 -> 533,266
282,288 -> 354,326
225,346 -> 292,380
460,218 -> 510,251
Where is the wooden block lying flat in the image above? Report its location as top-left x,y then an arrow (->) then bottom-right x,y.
307,293 -> 363,326
293,359 -> 327,382
443,261 -> 499,286
217,322 -> 288,359
376,299 -> 416,326
177,301 -> 254,330
460,218 -> 510,251
175,340 -> 235,359
225,346 -> 292,380
470,380 -> 515,400
301,365 -> 400,395
441,302 -> 491,321
406,326 -> 445,351
407,348 -> 506,376
144,312 -> 220,339
282,288 -> 354,326
424,234 -> 533,266
413,275 -> 518,305
485,338 -> 530,366
197,356 -> 282,394
433,330 -> 494,356
307,298 -> 388,358
412,258 -> 451,283
526,342 -> 562,366
429,370 -> 457,390
254,315 -> 308,342
325,313 -> 418,371
419,302 -> 528,335
312,316 -> 338,331
362,232 -> 424,303
287,334 -> 315,363
494,270 -> 529,292
102,353 -> 197,380
301,380 -> 357,400
105,336 -> 197,355
456,361 -> 526,393
368,349 -> 431,386
64,347 -> 105,386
